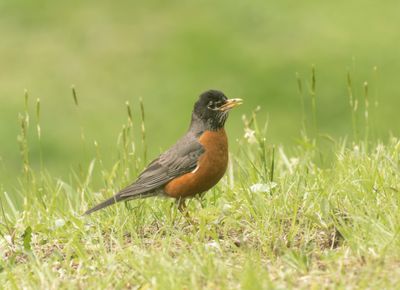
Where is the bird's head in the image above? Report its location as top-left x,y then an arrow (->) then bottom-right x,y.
191,90 -> 243,131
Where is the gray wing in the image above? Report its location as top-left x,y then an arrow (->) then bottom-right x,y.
118,133 -> 204,198
83,132 -> 204,215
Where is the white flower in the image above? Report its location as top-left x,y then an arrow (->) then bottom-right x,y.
244,128 -> 257,144
290,158 -> 299,167
205,241 -> 220,250
222,203 -> 232,213
55,218 -> 66,228
4,235 -> 13,244
250,182 -> 277,193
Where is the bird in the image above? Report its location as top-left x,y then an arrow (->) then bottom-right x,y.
84,90 -> 242,215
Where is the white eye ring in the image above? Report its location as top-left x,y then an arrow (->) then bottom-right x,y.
208,101 -> 220,111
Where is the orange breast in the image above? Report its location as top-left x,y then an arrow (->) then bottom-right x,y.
164,129 -> 228,198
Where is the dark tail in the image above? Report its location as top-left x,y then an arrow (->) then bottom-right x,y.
83,190 -> 159,215
84,194 -> 122,215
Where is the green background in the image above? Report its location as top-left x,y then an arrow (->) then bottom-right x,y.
1,0 -> 400,187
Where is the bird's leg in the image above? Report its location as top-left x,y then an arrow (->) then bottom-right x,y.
176,198 -> 191,220
177,198 -> 186,213
197,192 -> 207,208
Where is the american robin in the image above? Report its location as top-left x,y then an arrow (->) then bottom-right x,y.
84,90 -> 242,215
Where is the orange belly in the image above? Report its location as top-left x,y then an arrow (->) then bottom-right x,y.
164,129 -> 228,198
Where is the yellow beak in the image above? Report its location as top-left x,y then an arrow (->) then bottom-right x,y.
219,98 -> 243,112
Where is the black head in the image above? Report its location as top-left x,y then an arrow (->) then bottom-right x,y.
191,90 -> 243,131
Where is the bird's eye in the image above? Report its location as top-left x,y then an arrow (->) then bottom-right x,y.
208,100 -> 223,110
207,101 -> 217,110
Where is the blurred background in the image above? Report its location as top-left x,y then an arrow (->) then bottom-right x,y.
1,0 -> 400,188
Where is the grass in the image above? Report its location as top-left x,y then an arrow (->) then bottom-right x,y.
2,0 -> 400,188
1,78 -> 400,289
